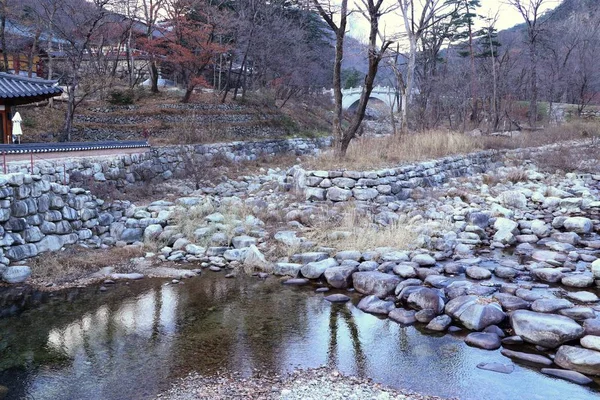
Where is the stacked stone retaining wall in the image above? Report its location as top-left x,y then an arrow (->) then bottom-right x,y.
294,150 -> 502,203
4,137 -> 332,188
0,173 -> 139,269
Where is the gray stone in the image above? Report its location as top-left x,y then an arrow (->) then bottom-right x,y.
581,335 -> 600,352
565,291 -> 599,304
584,319 -> 600,336
352,188 -> 379,201
2,265 -> 31,283
232,235 -> 257,249
335,250 -> 362,262
6,244 -> 38,260
352,271 -> 401,297
357,295 -> 395,315
465,332 -> 501,350
120,228 -> 143,243
273,262 -> 302,276
531,298 -> 574,313
555,345 -> 600,376
559,307 -> 596,321
324,265 -> 357,289
243,245 -> 270,271
36,235 -> 63,252
445,295 -> 506,330
388,308 -> 417,325
501,349 -> 553,366
466,266 -> 492,280
476,362 -> 514,374
531,268 -> 563,283
411,254 -> 436,266
393,264 -> 417,278
511,310 -> 584,348
324,294 -> 351,303
274,231 -> 301,247
144,224 -> 163,241
540,368 -> 593,385
563,217 -> 593,234
426,315 -> 452,331
562,274 -> 594,288
301,258 -> 338,279
290,252 -> 329,264
327,187 -> 352,202
406,287 -> 445,314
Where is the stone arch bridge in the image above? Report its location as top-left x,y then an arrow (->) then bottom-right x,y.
324,86 -> 398,111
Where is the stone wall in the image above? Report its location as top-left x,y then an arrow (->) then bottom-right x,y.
294,150 -> 501,203
0,173 -> 138,269
4,137 -> 333,188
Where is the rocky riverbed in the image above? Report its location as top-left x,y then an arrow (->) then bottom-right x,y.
157,367 -> 449,400
2,149 -> 600,394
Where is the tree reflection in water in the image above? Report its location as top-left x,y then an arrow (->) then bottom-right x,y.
328,303 -> 365,374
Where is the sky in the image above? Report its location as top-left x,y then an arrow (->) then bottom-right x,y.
348,0 -> 562,41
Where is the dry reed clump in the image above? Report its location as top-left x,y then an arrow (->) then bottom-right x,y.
305,207 -> 417,251
505,168 -> 529,183
309,130 -> 485,171
28,246 -> 144,284
166,198 -> 273,249
307,121 -> 598,172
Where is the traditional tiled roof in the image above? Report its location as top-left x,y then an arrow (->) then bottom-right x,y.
0,73 -> 63,100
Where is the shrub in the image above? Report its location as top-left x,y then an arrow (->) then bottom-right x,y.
108,89 -> 136,105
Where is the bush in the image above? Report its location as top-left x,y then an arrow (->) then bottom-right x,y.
108,89 -> 136,105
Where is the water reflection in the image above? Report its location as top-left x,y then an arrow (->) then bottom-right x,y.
0,274 -> 598,400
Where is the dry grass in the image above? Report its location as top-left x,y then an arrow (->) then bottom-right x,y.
505,168 -> 529,183
307,121 -> 599,172
305,207 -> 417,251
28,245 -> 144,284
308,130 -> 485,171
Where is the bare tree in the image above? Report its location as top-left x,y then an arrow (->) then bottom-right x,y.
140,0 -> 166,93
397,0 -> 455,133
313,0 -> 394,156
507,0 -> 549,128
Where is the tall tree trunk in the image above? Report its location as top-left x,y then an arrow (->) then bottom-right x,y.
402,37 -> 417,134
28,33 -> 40,77
0,10 -> 7,72
149,61 -> 159,93
62,83 -> 76,141
529,43 -> 538,128
221,56 -> 234,103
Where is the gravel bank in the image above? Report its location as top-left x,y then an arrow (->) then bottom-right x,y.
156,368 -> 451,400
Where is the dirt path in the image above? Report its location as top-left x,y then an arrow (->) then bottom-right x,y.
0,147 -> 150,168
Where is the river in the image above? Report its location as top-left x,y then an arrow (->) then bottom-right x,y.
0,273 -> 598,399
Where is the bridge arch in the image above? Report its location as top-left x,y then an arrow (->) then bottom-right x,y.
340,86 -> 397,112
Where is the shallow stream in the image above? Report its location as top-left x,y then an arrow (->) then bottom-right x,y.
0,273 -> 598,400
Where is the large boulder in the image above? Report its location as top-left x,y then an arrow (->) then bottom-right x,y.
406,287 -> 445,314
273,263 -> 302,277
445,295 -> 506,331
563,217 -> 593,234
352,271 -> 401,297
324,265 -> 358,289
2,265 -> 31,283
531,268 -> 563,283
511,310 -> 584,348
555,345 -> 600,376
591,259 -> 600,279
357,295 -> 395,315
465,332 -> 502,350
301,258 -> 338,279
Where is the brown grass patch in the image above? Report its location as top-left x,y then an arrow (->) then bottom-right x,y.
28,246 -> 144,284
305,206 -> 417,251
308,121 -> 599,172
309,130 -> 485,171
